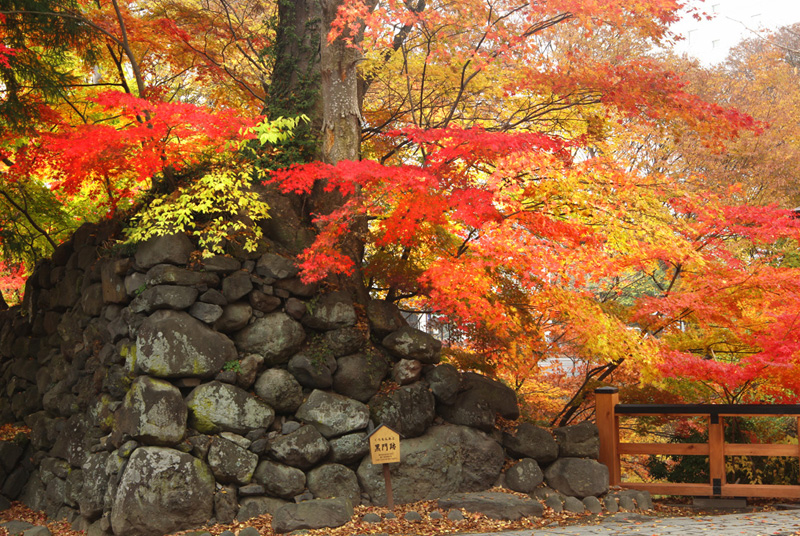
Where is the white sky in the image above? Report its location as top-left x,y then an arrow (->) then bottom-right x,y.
670,0 -> 800,64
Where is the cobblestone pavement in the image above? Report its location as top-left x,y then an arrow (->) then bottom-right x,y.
465,510 -> 800,536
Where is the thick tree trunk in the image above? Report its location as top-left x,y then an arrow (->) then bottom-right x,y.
267,0 -> 368,303
317,1 -> 362,165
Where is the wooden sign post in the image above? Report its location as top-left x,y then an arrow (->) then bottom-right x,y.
368,424 -> 401,510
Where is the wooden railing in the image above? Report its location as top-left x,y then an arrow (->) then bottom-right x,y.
595,386 -> 800,498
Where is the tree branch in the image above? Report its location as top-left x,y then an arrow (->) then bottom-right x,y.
0,186 -> 57,249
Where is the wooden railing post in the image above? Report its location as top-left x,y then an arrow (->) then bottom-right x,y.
595,386 -> 621,486
708,413 -> 725,496
797,417 -> 800,462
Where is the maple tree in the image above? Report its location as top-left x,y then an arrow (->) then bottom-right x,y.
688,25 -> 800,208
613,24 -> 800,209
2,0 -> 800,417
590,25 -> 800,408
266,1 -> 800,411
0,0 -> 260,271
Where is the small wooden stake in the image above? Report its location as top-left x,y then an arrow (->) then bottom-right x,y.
383,463 -> 394,510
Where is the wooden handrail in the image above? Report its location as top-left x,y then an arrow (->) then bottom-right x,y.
594,387 -> 800,499
615,403 -> 800,417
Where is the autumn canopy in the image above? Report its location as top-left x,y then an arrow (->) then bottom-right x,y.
1,0 -> 800,418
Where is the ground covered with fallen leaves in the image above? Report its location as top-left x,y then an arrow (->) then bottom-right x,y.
2,492 -> 799,536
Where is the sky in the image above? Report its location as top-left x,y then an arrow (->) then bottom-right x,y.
670,0 -> 800,65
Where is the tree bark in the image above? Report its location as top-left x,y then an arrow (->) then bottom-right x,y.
267,0 -> 368,303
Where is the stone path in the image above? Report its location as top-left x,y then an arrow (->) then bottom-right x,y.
464,510 -> 800,536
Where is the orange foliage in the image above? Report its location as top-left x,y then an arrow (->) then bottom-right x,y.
3,0 -> 800,413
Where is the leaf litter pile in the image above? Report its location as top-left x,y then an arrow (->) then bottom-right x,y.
2,489 -> 799,536
0,424 -> 29,442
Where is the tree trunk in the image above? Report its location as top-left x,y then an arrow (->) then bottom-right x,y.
267,0 -> 368,303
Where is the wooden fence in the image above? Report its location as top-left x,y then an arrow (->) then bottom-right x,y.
595,386 -> 800,498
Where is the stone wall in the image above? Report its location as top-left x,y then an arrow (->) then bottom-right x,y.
0,224 -> 612,536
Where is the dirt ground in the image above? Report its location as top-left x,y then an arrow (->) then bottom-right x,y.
2,494 -> 799,536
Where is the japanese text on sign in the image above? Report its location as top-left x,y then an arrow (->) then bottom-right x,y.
369,426 -> 401,464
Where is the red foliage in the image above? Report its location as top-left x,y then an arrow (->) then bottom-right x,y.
269,124 -> 800,403
0,42 -> 14,68
0,262 -> 26,305
8,92 -> 256,213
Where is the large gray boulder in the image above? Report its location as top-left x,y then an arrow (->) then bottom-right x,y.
129,285 -> 199,314
51,269 -> 82,310
564,496 -> 585,513
392,359 -> 422,385
221,271 -> 253,302
288,347 -> 337,389
555,422 -> 600,459
254,369 -> 303,414
186,381 -> 275,435
113,376 -> 187,446
327,432 -> 369,465
189,302 -> 223,324
78,452 -> 110,520
110,447 -> 214,536
271,497 -> 353,533
6,466 -> 33,504
0,442 -> 23,475
504,458 -> 544,493
332,352 -> 390,402
295,390 -> 370,438
50,414 -> 90,468
234,313 -> 305,365
502,423 -> 559,463
81,283 -> 104,316
301,292 -> 357,330
437,372 -> 519,431
136,310 -> 235,378
256,253 -> 298,279
214,485 -> 238,524
101,258 -> 129,304
438,491 -> 544,520
323,327 -> 366,357
145,264 -> 219,287
274,277 -> 318,297
198,254 -> 241,273
253,460 -> 306,500
543,457 -> 609,498
237,496 -> 287,521
381,326 -> 441,364
307,464 -> 360,506
357,424 -> 503,506
235,353 -> 263,390
249,290 -> 282,313
0,521 -> 37,535
213,302 -> 252,333
368,382 -> 435,439
207,436 -> 258,485
366,300 -> 407,337
19,470 -> 45,512
269,424 -> 330,470
134,234 -> 194,269
424,363 -> 461,405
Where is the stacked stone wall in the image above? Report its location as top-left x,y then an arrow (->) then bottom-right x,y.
0,224 -> 616,536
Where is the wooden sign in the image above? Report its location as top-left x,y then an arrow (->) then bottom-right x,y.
367,424 -> 402,510
368,424 -> 401,465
